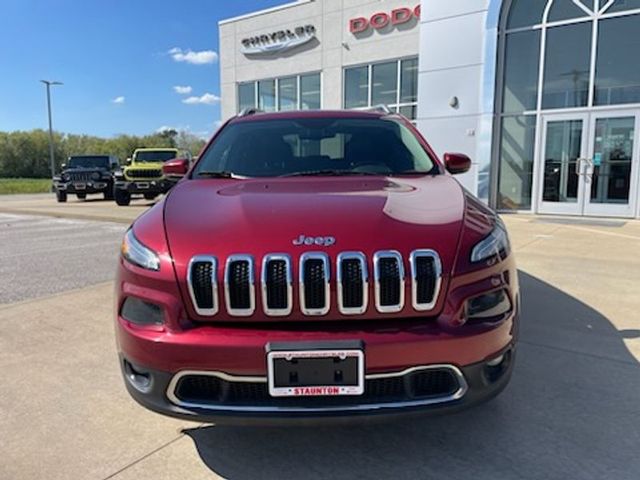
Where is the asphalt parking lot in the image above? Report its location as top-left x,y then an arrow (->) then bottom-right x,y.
1,194 -> 639,479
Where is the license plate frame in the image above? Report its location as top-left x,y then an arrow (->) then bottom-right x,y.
74,182 -> 86,190
136,182 -> 149,189
266,343 -> 365,398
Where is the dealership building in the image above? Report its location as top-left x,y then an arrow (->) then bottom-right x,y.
219,0 -> 640,218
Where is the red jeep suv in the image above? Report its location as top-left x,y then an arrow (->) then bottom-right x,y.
115,109 -> 518,424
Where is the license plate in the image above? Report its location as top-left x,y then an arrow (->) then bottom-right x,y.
74,183 -> 86,190
267,346 -> 364,397
136,182 -> 149,189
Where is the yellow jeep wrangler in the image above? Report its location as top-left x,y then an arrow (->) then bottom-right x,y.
113,148 -> 191,206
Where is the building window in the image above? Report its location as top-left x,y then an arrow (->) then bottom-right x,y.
343,57 -> 418,120
237,73 -> 321,113
494,0 -> 640,210
238,83 -> 255,112
594,14 -> 640,105
300,73 -> 321,109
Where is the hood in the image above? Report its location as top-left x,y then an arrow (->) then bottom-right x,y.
164,175 -> 465,274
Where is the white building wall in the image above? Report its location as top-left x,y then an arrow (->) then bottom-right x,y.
219,0 -> 421,120
416,0 -> 502,201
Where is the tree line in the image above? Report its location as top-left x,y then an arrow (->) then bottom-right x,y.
0,128 -> 207,178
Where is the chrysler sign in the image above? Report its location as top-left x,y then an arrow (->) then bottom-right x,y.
241,25 -> 316,55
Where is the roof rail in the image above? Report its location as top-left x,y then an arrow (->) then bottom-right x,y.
238,107 -> 263,117
368,104 -> 392,115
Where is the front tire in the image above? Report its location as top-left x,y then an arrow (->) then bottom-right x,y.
114,188 -> 131,206
56,191 -> 67,203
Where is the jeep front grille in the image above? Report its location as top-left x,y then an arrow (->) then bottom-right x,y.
300,253 -> 330,316
224,255 -> 255,316
337,252 -> 368,315
126,169 -> 163,179
69,172 -> 92,182
187,250 -> 442,318
410,250 -> 442,311
373,251 -> 405,313
261,254 -> 293,316
187,256 -> 218,316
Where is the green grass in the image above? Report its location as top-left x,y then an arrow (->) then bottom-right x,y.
0,178 -> 52,195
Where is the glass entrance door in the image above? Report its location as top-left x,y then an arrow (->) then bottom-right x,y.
538,114 -> 589,215
583,113 -> 638,217
537,111 -> 639,217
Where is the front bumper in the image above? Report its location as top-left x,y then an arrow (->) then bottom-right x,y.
116,305 -> 517,424
119,346 -> 515,425
55,181 -> 109,194
115,179 -> 172,194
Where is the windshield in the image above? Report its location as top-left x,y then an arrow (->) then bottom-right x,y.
193,118 -> 437,178
134,150 -> 177,162
68,156 -> 110,169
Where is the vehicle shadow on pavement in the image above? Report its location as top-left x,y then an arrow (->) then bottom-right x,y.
183,271 -> 640,480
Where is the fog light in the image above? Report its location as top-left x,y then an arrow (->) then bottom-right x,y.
121,297 -> 164,325
467,289 -> 511,321
487,354 -> 505,367
123,359 -> 153,393
484,349 -> 512,383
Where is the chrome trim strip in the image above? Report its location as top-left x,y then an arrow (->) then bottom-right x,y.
187,255 -> 218,316
224,254 -> 256,317
261,254 -> 293,317
336,252 -> 368,315
165,364 -> 468,413
373,250 -> 405,313
409,249 -> 443,312
299,252 -> 330,316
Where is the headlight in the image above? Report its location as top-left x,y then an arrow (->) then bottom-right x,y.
61,173 -> 70,182
121,229 -> 160,271
470,218 -> 510,263
91,172 -> 101,180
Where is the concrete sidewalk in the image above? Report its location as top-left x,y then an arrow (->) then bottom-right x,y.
0,211 -> 639,479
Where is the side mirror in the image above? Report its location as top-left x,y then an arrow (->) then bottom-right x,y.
444,153 -> 472,175
126,158 -> 132,166
61,163 -> 67,170
162,158 -> 190,179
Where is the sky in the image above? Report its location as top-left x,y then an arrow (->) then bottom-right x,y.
0,0 -> 290,138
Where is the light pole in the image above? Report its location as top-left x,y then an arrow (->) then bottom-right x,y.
40,80 -> 63,180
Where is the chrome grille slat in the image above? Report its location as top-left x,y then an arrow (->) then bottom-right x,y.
337,252 -> 368,315
410,250 -> 442,311
261,254 -> 293,316
373,251 -> 405,313
187,256 -> 218,316
225,255 -> 255,316
299,252 -> 330,316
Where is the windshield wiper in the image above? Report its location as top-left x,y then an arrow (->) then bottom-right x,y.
281,170 -> 384,177
195,171 -> 246,179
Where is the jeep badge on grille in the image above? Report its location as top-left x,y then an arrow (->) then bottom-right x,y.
292,235 -> 336,247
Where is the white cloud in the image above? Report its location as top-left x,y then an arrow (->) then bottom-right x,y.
173,85 -> 192,95
168,47 -> 218,65
112,96 -> 125,104
182,93 -> 221,106
156,125 -> 190,134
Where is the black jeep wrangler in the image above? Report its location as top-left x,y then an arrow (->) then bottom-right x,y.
53,155 -> 119,202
